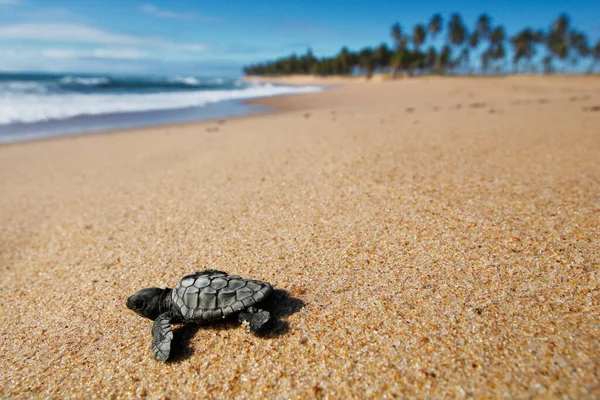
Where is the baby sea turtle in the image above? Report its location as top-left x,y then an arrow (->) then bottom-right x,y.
126,269 -> 273,362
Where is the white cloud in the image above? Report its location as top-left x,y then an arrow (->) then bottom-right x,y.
0,47 -> 145,61
0,23 -> 207,51
40,48 -> 79,59
0,46 -> 243,75
90,48 -> 145,60
140,4 -> 192,20
0,23 -> 148,44
177,43 -> 208,52
0,48 -> 147,72
42,48 -> 145,60
0,48 -> 24,58
140,4 -> 221,23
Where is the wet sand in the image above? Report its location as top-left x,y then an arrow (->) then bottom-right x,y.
1,76 -> 599,398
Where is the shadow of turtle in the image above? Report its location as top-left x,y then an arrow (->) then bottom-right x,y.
169,289 -> 304,362
256,289 -> 306,337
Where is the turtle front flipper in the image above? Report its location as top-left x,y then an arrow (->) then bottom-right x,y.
151,312 -> 174,362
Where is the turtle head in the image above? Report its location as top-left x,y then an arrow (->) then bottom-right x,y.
126,288 -> 169,320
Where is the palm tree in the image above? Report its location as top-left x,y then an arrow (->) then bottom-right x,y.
468,33 -> 479,49
467,14 -> 489,74
547,32 -> 568,70
391,23 -> 402,49
447,13 -> 468,72
413,24 -> 427,52
492,43 -> 506,73
489,26 -> 505,48
476,14 -> 491,39
428,14 -> 443,40
459,48 -> 470,72
487,26 -> 506,72
448,13 -> 468,47
425,47 -> 437,72
546,14 -> 570,72
399,35 -> 409,51
390,50 -> 411,77
481,49 -> 492,73
553,13 -> 570,36
410,51 -> 426,73
301,48 -> 317,74
569,30 -> 589,67
358,47 -> 375,78
439,45 -> 452,74
512,28 -> 542,72
542,55 -> 554,74
392,30 -> 410,77
390,52 -> 403,77
591,40 -> 600,73
391,22 -> 410,76
374,43 -> 392,71
466,33 -> 480,73
335,47 -> 351,75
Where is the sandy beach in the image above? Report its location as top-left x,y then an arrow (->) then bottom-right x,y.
1,76 -> 599,398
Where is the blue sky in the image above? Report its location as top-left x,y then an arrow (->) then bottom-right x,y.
0,0 -> 598,76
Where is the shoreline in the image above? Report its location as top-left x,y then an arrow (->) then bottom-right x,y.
0,79 -> 324,146
0,100 -> 276,146
0,93 -> 318,146
3,74 -> 598,147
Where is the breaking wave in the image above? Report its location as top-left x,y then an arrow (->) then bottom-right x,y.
0,72 -> 321,125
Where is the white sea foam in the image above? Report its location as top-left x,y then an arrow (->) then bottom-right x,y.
59,76 -> 110,86
0,81 -> 49,95
0,84 -> 322,125
167,76 -> 201,85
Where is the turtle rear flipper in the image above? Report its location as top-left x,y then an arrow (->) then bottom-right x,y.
238,307 -> 271,333
152,312 -> 174,362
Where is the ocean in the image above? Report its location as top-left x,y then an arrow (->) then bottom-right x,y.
0,72 -> 321,143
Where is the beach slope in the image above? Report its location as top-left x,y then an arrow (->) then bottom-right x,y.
1,76 -> 599,398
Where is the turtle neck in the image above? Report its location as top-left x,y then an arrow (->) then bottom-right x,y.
159,288 -> 173,315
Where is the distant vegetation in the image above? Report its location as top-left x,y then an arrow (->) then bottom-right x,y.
243,13 -> 600,77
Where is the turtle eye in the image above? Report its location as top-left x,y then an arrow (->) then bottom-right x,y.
134,299 -> 145,309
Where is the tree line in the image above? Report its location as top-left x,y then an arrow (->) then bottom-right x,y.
243,13 -> 600,77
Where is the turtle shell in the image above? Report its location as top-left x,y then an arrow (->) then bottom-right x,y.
172,271 -> 273,321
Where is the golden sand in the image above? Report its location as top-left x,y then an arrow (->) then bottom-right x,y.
1,76 -> 599,398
